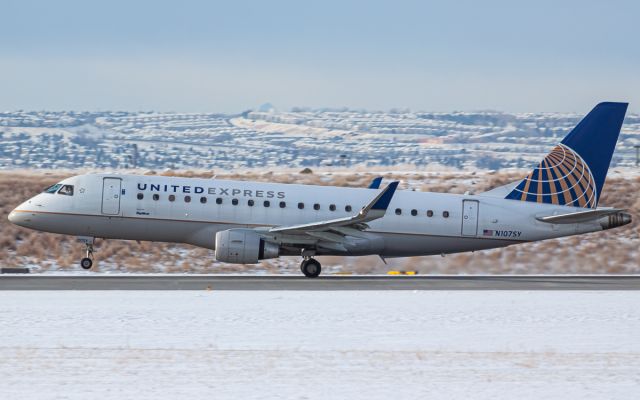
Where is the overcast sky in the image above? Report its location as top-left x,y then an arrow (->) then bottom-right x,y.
1,0 -> 638,113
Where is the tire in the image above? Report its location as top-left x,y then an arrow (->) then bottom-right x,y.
80,257 -> 93,270
301,258 -> 321,278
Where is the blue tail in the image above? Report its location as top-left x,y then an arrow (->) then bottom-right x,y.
505,102 -> 628,208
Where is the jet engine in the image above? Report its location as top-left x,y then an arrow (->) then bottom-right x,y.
215,229 -> 279,264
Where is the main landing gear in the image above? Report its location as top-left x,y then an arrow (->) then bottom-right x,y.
300,258 -> 321,278
78,236 -> 95,270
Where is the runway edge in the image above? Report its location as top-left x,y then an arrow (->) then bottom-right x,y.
1,275 -> 640,290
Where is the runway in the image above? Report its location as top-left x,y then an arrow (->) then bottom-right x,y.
1,275 -> 639,290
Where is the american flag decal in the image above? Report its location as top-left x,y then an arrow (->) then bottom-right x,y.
483,229 -> 493,237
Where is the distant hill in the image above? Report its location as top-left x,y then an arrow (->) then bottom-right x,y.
1,109 -> 639,170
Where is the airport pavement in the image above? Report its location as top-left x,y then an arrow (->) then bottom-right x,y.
0,275 -> 639,290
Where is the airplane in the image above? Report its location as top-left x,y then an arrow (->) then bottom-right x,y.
8,102 -> 632,277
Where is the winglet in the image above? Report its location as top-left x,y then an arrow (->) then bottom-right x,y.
371,181 -> 399,211
368,176 -> 383,189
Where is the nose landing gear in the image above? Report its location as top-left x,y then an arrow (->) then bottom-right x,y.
77,236 -> 95,270
300,258 -> 321,278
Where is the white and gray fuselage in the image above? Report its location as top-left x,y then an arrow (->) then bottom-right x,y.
8,173 -> 625,259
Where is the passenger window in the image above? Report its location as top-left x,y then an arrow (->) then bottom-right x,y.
185,195 -> 191,203
232,198 -> 239,205
200,197 -> 207,204
329,204 -> 336,211
313,203 -> 320,210
137,193 -> 144,200
298,202 -> 304,210
427,210 -> 433,217
411,209 -> 417,216
216,198 -> 223,205
345,205 -> 352,212
44,184 -> 62,194
58,185 -> 74,196
152,194 -> 160,201
264,200 -> 270,207
279,201 -> 286,208
395,208 -> 402,215
169,195 -> 175,202
443,211 -> 450,218
248,199 -> 255,207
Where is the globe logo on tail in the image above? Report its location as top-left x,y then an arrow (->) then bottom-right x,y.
506,143 -> 597,208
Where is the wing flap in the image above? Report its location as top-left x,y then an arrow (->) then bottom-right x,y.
331,226 -> 371,238
307,231 -> 346,243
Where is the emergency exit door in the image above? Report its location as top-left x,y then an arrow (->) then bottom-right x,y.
461,200 -> 479,236
102,178 -> 122,215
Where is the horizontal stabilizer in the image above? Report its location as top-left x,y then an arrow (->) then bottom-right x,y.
536,208 -> 625,224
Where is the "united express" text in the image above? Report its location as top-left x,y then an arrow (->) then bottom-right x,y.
137,183 -> 285,199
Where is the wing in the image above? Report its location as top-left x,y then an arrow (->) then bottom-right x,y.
268,181 -> 399,235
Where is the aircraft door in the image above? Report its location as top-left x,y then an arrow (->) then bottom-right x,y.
102,177 -> 122,215
461,200 -> 479,236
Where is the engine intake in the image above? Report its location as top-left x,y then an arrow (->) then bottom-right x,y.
215,229 -> 279,264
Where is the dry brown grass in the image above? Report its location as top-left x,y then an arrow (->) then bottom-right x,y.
0,169 -> 638,274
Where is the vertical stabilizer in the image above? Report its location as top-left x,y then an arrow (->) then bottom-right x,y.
505,102 -> 627,208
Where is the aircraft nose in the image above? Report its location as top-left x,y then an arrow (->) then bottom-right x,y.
8,208 -> 28,227
8,209 -> 20,224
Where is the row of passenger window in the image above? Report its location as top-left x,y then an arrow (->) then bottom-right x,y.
136,193 -> 450,218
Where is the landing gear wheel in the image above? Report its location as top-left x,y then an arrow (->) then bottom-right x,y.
78,236 -> 95,270
300,258 -> 321,278
80,257 -> 93,270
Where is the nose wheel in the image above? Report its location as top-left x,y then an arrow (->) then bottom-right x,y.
80,257 -> 93,270
78,237 -> 95,270
300,258 -> 321,278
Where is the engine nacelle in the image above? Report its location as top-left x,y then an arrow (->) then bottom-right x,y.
215,229 -> 279,264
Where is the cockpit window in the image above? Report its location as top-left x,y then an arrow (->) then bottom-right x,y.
44,184 -> 62,194
58,185 -> 74,196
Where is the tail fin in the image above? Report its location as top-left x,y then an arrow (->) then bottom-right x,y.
505,102 -> 628,208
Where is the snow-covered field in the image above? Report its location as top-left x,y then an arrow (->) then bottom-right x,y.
1,291 -> 639,399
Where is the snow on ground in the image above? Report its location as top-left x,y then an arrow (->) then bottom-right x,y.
1,291 -> 639,399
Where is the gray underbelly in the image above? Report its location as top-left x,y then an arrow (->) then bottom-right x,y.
26,213 -> 235,250
26,213 -> 521,256
376,232 -> 520,257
